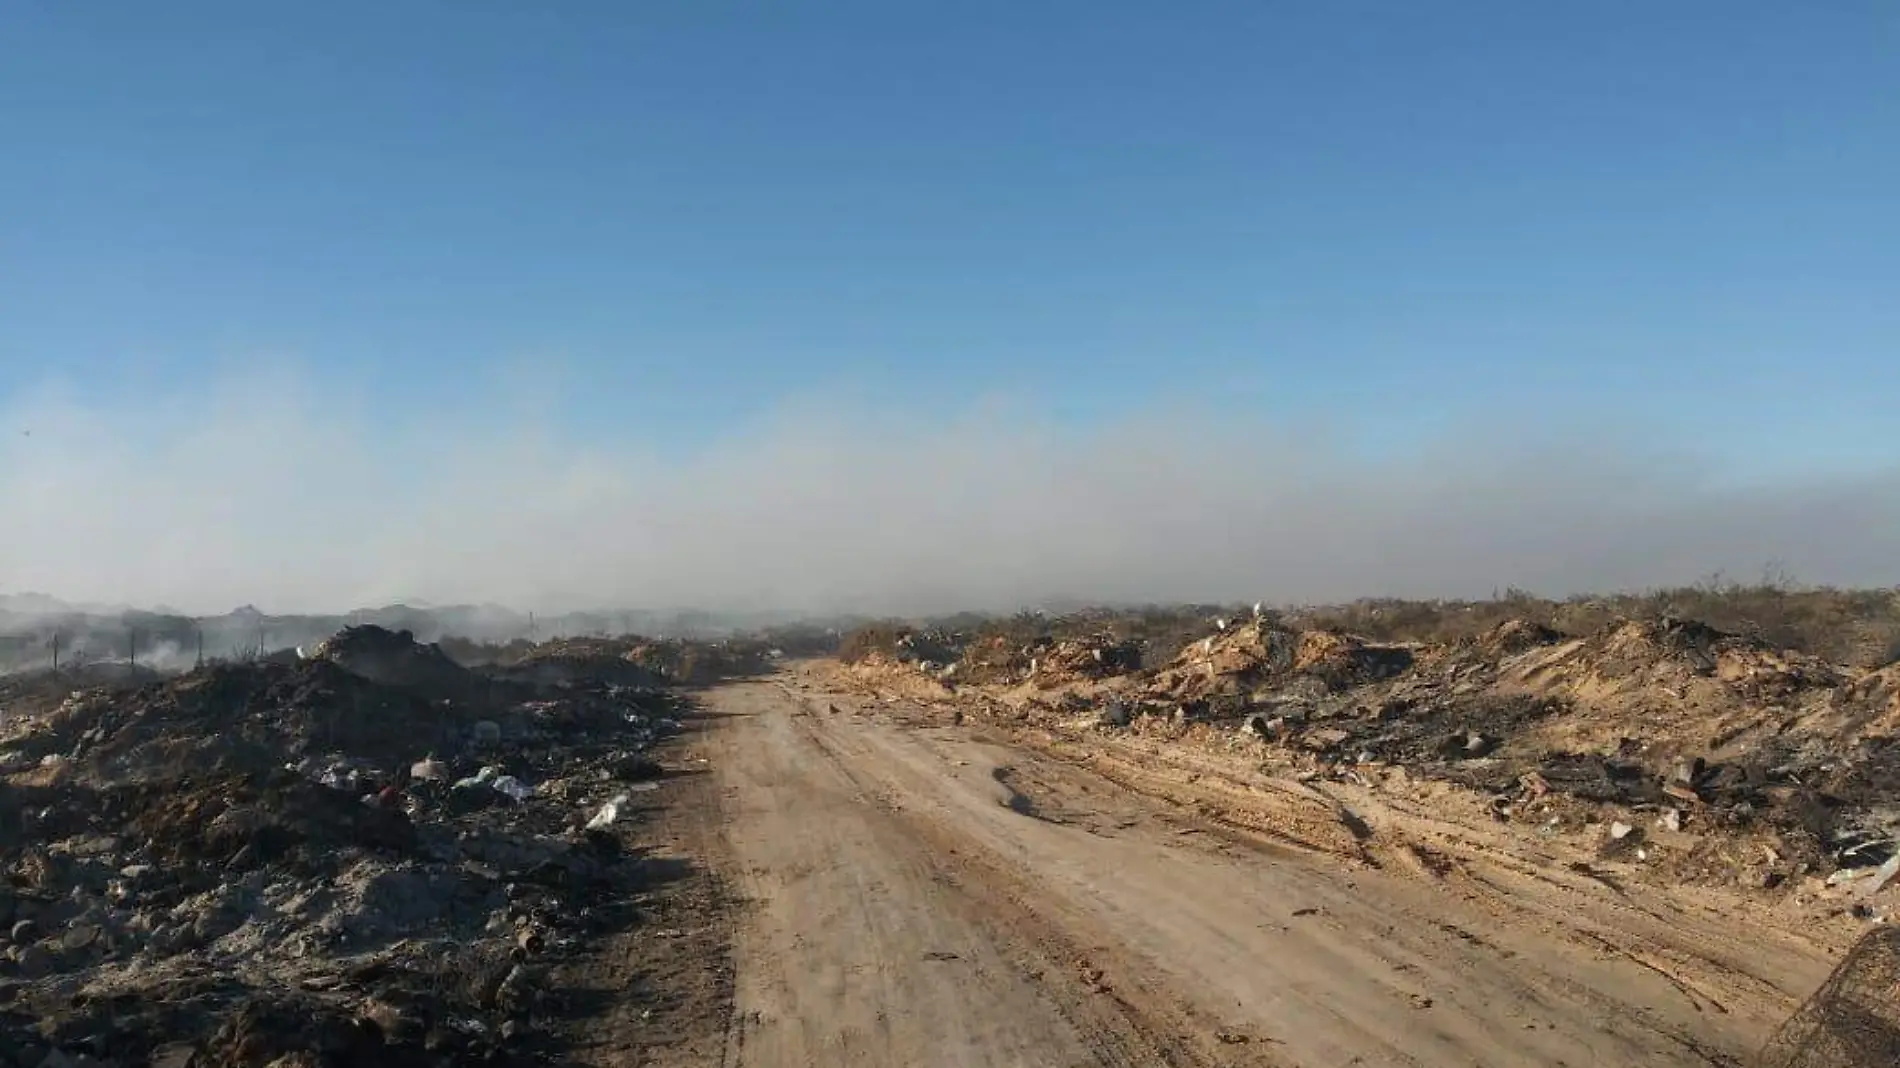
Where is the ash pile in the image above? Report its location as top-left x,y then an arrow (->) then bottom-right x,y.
0,625 -> 684,1068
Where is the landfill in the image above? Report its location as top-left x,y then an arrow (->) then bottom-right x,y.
0,626 -> 689,1068
844,610 -> 1900,902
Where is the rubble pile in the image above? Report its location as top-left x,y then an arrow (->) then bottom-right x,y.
1462,618 -> 1563,658
306,626 -> 475,698
946,634 -> 1143,688
909,612 -> 1900,898
1027,635 -> 1142,687
0,626 -> 687,1067
1501,616 -> 1849,712
622,639 -> 775,686
949,636 -> 1032,686
496,636 -> 661,689
1149,619 -> 1412,702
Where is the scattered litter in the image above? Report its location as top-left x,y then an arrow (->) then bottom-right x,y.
587,793 -> 631,829
490,774 -> 534,801
1861,852 -> 1900,900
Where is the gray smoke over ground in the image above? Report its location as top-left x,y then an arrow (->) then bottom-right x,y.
2,372 -> 1896,615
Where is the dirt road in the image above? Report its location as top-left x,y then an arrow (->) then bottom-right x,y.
698,676 -> 1829,1068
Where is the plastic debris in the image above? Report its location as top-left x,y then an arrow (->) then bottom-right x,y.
1861,851 -> 1900,900
490,775 -> 533,802
586,794 -> 629,830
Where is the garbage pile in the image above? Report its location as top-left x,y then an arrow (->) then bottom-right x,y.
904,612 -> 1900,898
944,634 -> 1143,688
494,636 -> 661,689
621,638 -> 776,686
0,626 -> 685,1067
1146,618 -> 1414,704
1026,635 -> 1142,688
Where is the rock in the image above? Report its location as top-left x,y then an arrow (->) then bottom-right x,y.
1658,808 -> 1682,833
147,1043 -> 195,1068
472,721 -> 503,746
410,758 -> 448,781
360,997 -> 423,1044
1610,821 -> 1635,840
1662,783 -> 1701,805
1860,852 -> 1900,899
1671,757 -> 1702,786
60,924 -> 100,952
1097,701 -> 1131,728
36,1049 -> 76,1068
9,920 -> 36,944
1240,713 -> 1282,739
612,754 -> 663,781
14,945 -> 52,980
496,964 -> 537,1015
1301,728 -> 1352,752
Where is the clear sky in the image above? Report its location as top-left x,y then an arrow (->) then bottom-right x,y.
2,3 -> 1897,612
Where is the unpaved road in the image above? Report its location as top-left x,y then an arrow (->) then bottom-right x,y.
697,676 -> 1825,1068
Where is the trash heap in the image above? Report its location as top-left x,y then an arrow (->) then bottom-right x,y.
1026,636 -> 1142,688
944,634 -> 1143,688
1142,618 -> 1414,712
496,636 -> 661,689
944,613 -> 1900,900
0,626 -> 684,1068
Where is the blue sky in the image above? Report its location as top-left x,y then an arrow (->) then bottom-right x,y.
2,4 -> 1897,611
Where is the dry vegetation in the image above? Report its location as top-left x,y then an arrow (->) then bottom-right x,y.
1287,579 -> 1900,669
839,581 -> 1900,675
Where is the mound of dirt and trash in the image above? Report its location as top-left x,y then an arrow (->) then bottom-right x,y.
848,610 -> 1900,904
0,625 -> 696,1068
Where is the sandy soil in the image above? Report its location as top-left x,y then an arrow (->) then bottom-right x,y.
689,670 -> 1845,1068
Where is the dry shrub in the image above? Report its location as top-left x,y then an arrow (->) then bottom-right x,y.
838,623 -> 910,664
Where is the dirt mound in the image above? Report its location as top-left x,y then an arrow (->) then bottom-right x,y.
952,635 -> 1033,685
500,636 -> 660,687
1149,621 -> 1410,700
1510,617 -> 1844,700
1291,630 -> 1415,690
1157,619 -> 1297,694
623,638 -> 775,685
1032,635 -> 1142,685
949,633 -> 1142,688
1490,617 -> 1848,762
307,625 -> 473,698
1469,618 -> 1564,657
1842,662 -> 1900,734
17,659 -> 467,784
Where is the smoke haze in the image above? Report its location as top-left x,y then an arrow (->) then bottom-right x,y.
3,370 -> 1897,616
